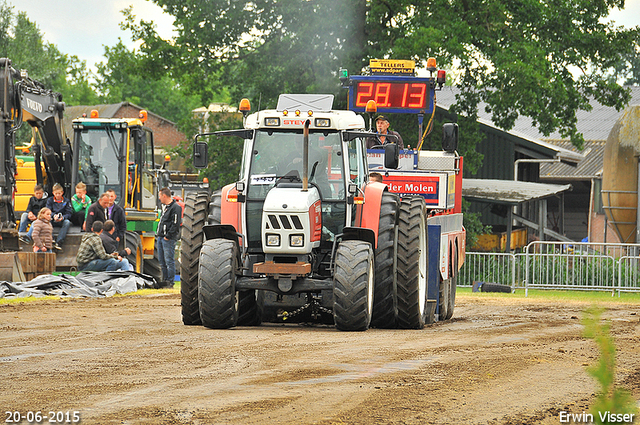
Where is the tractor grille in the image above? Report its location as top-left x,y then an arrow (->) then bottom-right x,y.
266,214 -> 304,230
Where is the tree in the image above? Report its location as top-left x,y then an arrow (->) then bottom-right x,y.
127,0 -> 637,146
121,0 -> 638,189
95,39 -> 202,129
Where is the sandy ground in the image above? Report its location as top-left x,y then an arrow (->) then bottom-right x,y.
1,292 -> 639,425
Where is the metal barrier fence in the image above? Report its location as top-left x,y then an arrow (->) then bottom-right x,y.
459,241 -> 640,295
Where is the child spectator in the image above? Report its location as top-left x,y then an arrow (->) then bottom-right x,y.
71,182 -> 91,227
45,183 -> 73,251
18,184 -> 46,243
31,207 -> 53,253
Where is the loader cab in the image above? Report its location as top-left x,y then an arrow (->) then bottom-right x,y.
71,117 -> 157,211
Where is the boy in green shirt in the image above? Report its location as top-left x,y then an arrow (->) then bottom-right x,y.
71,182 -> 92,227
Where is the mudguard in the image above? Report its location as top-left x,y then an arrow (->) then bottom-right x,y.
220,183 -> 242,234
354,181 -> 387,249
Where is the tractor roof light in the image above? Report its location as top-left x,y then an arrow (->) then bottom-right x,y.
315,118 -> 330,127
426,57 -> 437,73
437,70 -> 446,88
139,110 -> 148,123
239,98 -> 251,114
365,100 -> 377,114
307,110 -> 313,117
164,155 -> 171,162
90,110 -> 99,118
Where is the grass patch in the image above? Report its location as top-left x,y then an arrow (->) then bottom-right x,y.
458,286 -> 640,304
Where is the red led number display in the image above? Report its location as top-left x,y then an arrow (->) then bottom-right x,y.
355,81 -> 427,110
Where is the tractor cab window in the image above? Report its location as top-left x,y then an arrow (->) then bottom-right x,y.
248,130 -> 344,201
347,136 -> 368,188
74,127 -> 124,201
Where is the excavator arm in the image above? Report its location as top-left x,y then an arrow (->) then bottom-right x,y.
0,58 -> 71,248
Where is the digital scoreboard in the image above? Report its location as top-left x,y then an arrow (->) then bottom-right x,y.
347,75 -> 435,114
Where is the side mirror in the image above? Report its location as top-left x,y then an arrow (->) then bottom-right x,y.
193,141 -> 209,169
384,143 -> 399,169
442,123 -> 459,153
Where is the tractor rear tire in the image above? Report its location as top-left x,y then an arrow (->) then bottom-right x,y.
143,255 -> 162,283
180,191 -> 211,325
208,190 -> 222,224
124,231 -> 143,274
237,290 -> 264,326
333,240 -> 375,331
371,192 -> 399,328
396,197 -> 429,329
198,239 -> 239,329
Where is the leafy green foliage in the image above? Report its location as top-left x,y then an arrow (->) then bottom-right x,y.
123,0 -> 638,150
461,198 -> 492,249
94,39 -> 202,129
582,307 -> 638,424
165,111 -> 244,190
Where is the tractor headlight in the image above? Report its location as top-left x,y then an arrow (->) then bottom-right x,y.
290,235 -> 304,247
266,234 -> 280,246
265,117 -> 280,126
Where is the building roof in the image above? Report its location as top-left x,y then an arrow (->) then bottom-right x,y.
436,86 -> 640,142
435,89 -> 584,164
462,178 -> 572,205
539,140 -> 606,181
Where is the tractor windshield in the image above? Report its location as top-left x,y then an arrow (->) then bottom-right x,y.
247,130 -> 345,201
74,127 -> 125,201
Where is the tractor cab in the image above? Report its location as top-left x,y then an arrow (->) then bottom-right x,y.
71,111 -> 158,211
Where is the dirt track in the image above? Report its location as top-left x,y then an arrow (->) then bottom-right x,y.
1,292 -> 639,425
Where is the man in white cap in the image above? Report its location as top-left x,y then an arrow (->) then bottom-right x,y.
367,115 -> 404,149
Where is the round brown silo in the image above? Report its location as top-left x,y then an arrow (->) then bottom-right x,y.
602,106 -> 640,243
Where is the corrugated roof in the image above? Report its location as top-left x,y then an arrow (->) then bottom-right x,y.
462,178 -> 572,205
436,86 -> 640,141
539,140 -> 605,180
435,89 -> 584,164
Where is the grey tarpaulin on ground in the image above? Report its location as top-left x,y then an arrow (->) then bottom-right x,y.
0,271 -> 157,299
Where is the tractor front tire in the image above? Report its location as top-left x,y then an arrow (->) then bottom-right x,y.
198,239 -> 239,329
333,240 -> 375,331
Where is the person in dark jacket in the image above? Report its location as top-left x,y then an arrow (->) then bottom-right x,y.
156,187 -> 182,288
84,193 -> 110,233
100,220 -> 133,271
45,183 -> 73,251
105,189 -> 127,243
366,115 -> 404,149
19,184 -> 47,243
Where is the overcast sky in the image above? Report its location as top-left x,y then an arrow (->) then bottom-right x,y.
11,0 -> 640,72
